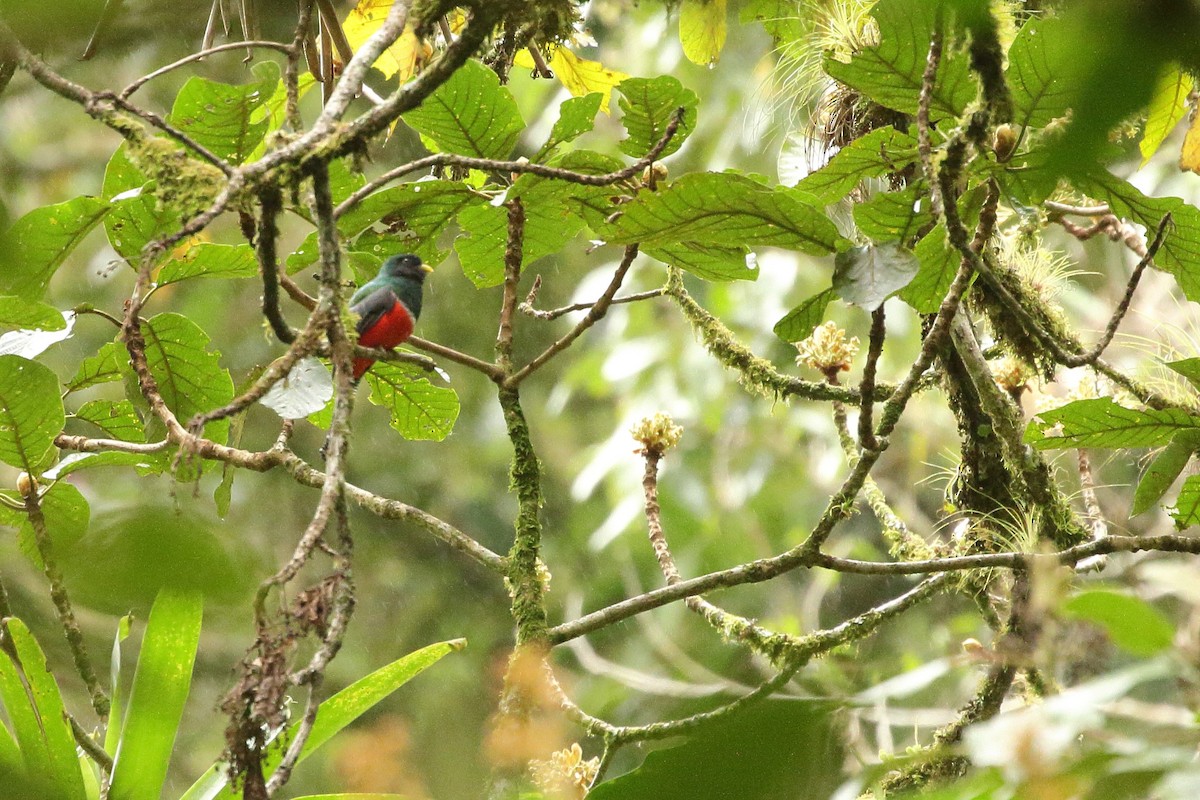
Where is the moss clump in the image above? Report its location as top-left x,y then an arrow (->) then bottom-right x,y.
125,135 -> 225,221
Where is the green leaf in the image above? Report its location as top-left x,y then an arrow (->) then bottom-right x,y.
1061,590 -> 1174,657
823,0 -> 976,121
105,616 -> 134,758
643,242 -> 756,282
773,288 -> 838,343
1028,398 -> 1200,450
795,127 -> 919,205
333,180 -> 475,267
0,634 -> 56,789
16,481 -> 89,569
134,313 -> 235,444
616,75 -> 698,158
168,61 -> 278,164
899,223 -> 958,313
1171,474 -> 1200,529
102,144 -> 181,263
589,700 -> 843,800
73,399 -> 146,442
833,242 -> 919,311
44,450 -> 167,480
0,196 -> 110,299
1067,169 -> 1200,302
853,185 -> 934,242
1132,431 -> 1200,516
181,639 -> 466,800
1166,357 -> 1200,390
66,342 -> 124,394
365,363 -> 459,441
456,200 -> 583,288
539,93 -> 604,157
608,173 -> 843,254
156,243 -> 257,286
1,619 -> 87,800
0,297 -> 67,331
402,59 -> 524,159
1006,16 -> 1080,130
108,590 -> 203,800
0,355 -> 65,470
1140,64 -> 1193,164
679,0 -> 727,67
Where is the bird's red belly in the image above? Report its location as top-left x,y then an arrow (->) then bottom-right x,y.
359,302 -> 414,349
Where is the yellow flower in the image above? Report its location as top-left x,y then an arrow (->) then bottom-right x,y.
794,321 -> 859,374
631,412 -> 684,457
530,742 -> 600,799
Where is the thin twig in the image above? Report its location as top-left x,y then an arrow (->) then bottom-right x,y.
858,305 -> 886,451
520,276 -> 664,320
119,40 -> 293,98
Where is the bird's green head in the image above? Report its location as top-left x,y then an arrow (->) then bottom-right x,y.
379,253 -> 433,283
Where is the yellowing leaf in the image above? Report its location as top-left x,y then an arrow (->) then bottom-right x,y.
342,0 -> 426,81
679,0 -> 727,66
1182,108 -> 1200,175
1141,64 -> 1193,165
515,47 -> 628,114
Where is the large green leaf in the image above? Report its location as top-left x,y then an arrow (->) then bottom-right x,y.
616,75 -> 698,158
1061,590 -> 1174,657
0,619 -> 87,800
607,173 -> 843,254
108,590 -> 203,800
72,399 -> 146,442
0,297 -> 67,331
795,127 -> 919,204
402,59 -> 524,159
101,143 -> 181,263
105,616 -> 134,758
537,92 -> 604,158
823,0 -> 976,121
134,313 -> 235,444
589,700 -> 843,800
833,243 -> 919,311
773,287 -> 837,343
334,180 -> 475,266
1068,170 -> 1200,302
1027,398 -> 1200,450
0,355 -> 65,470
156,243 -> 257,286
15,480 -> 89,569
853,185 -> 933,242
0,196 -> 110,299
898,223 -> 958,313
365,363 -> 459,441
1132,431 -> 1200,516
1140,65 -> 1193,164
181,639 -> 466,800
455,198 -> 584,288
1006,16 -> 1081,130
168,62 -> 278,164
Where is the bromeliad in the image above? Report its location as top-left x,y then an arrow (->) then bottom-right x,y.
349,253 -> 433,381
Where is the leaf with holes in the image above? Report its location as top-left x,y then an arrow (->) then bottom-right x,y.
0,356 -> 64,470
607,172 -> 844,255
157,243 -> 258,286
1027,398 -> 1200,450
168,61 -> 278,164
0,196 -> 110,299
402,59 -> 524,159
833,243 -> 919,311
74,399 -> 146,443
617,75 -> 698,158
133,314 -> 235,445
365,363 -> 459,441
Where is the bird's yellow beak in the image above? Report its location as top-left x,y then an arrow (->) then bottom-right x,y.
420,263 -> 434,274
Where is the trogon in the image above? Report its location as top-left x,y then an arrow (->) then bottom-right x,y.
349,253 -> 433,381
